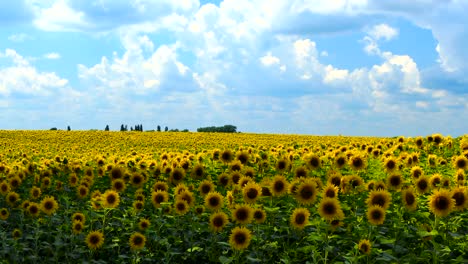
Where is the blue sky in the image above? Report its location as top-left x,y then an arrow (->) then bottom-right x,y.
0,0 -> 467,136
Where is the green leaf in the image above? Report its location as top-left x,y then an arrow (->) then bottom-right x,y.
219,256 -> 233,264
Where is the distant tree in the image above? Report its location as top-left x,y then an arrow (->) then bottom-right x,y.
157,125 -> 161,132
120,124 -> 125,132
105,125 -> 110,131
197,124 -> 237,133
182,129 -> 189,132
130,126 -> 134,131
140,124 -> 143,132
50,127 -> 58,131
67,126 -> 71,131
165,126 -> 168,132
124,125 -> 128,131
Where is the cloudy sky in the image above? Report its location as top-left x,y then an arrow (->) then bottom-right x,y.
0,0 -> 467,136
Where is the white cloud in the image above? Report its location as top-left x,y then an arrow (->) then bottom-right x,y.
0,49 -> 68,97
367,24 -> 398,41
8,33 -> 31,42
260,52 -> 280,66
44,52 -> 61,59
33,0 -> 90,32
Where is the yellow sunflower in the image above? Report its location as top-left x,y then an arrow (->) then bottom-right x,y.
111,179 -> 126,192
358,239 -> 371,255
209,212 -> 229,232
6,191 -> 20,207
242,181 -> 262,204
12,228 -> 22,240
27,202 -> 40,217
414,176 -> 430,194
270,175 -> 289,197
294,179 -> 318,205
174,199 -> 190,215
318,198 -> 345,221
229,227 -> 252,251
231,204 -> 254,225
0,208 -> 9,220
401,187 -> 418,211
198,180 -> 215,196
253,208 -> 267,224
451,187 -> 467,211
290,208 -> 310,230
72,212 -> 86,223
72,220 -> 84,234
366,189 -> 392,210
428,189 -> 454,217
40,196 -> 59,215
102,190 -> 120,208
86,230 -> 104,250
129,232 -> 146,251
138,218 -> 151,231
204,192 -> 224,211
151,190 -> 169,208
367,205 -> 385,225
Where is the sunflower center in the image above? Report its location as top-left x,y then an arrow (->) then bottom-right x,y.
435,196 -> 449,210
133,236 -> 143,245
453,192 -> 465,206
177,202 -> 186,211
274,181 -> 285,192
325,189 -> 335,198
209,197 -> 220,207
277,161 -> 286,170
372,195 -> 385,207
417,180 -> 428,190
300,186 -> 314,199
213,216 -> 224,227
295,213 -> 306,225
386,161 -> 395,170
246,188 -> 258,199
353,158 -> 363,168
90,235 -> 100,244
457,159 -> 467,168
107,195 -> 116,204
324,203 -> 336,215
337,158 -> 345,166
44,201 -> 54,210
234,233 -> 246,244
310,158 -> 320,168
390,176 -> 401,186
236,209 -> 248,221
371,210 -> 382,220
201,185 -> 211,194
254,211 -> 263,219
405,193 -> 415,205
331,177 -> 341,187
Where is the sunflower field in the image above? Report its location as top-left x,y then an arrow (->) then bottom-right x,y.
0,130 -> 467,263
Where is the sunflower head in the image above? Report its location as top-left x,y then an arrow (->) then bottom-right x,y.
242,181 -> 262,204
40,196 -> 59,215
253,208 -> 267,224
451,187 -> 467,211
111,179 -> 126,192
305,154 -> 321,170
12,228 -> 22,240
275,157 -> 290,172
415,176 -> 430,194
294,166 -> 309,179
290,208 -> 310,230
86,230 -> 104,250
428,189 -> 454,217
204,192 -> 224,211
102,190 -> 120,208
229,226 -> 252,251
410,166 -> 424,180
209,212 -> 229,232
358,239 -> 372,255
129,232 -> 146,251
402,187 -> 418,211
220,149 -> 234,163
271,175 -> 289,196
198,180 -> 215,196
387,173 -> 404,190
72,212 -> 86,223
218,173 -> 231,187
366,189 -> 392,210
367,205 -> 385,225
151,190 -> 169,208
318,198 -> 344,221
0,208 -> 9,220
191,163 -> 205,180
174,199 -> 190,215
453,156 -> 468,170
349,153 -> 367,171
236,151 -> 250,165
231,204 -> 254,225
72,220 -> 84,234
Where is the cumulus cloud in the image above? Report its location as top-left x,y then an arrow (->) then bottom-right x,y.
44,52 -> 61,59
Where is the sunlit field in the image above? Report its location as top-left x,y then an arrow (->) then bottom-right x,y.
0,131 -> 467,263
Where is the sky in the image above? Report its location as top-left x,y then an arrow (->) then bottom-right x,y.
0,0 -> 467,136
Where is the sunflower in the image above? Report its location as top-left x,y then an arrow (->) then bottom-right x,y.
340,175 -> 364,193
8,176 -> 21,189
204,192 -> 224,211
170,168 -> 186,185
387,173 -> 404,190
410,166 -> 424,180
229,226 -> 252,251
230,171 -> 243,185
401,187 -> 417,211
366,189 -> 392,210
6,191 -> 20,206
358,239 -> 372,255
198,180 -> 215,196
294,166 -> 309,179
129,232 -> 146,251
290,208 -> 310,230
323,184 -> 339,199
236,151 -> 250,165
334,155 -> 347,169
111,179 -> 126,192
0,181 -> 10,195
429,173 -> 443,189
138,218 -> 151,231
454,169 -> 465,185
453,156 -> 468,170
220,149 -> 234,163
294,179 -> 318,205
77,185 -> 89,199
27,202 -> 40,217
12,228 -> 22,240
41,177 -> 51,189
238,176 -> 252,188
40,196 -> 58,215
451,187 -> 467,211
349,153 -> 367,171
0,208 -> 9,220
415,176 -> 430,194
270,175 -> 289,196
415,137 -> 424,148
209,212 -> 229,232
242,181 -> 262,204
153,181 -> 169,192
191,163 -> 205,180
275,157 -> 290,172
383,157 -> 398,173
305,154 -> 321,170
68,173 -> 79,187
102,190 -> 120,208
427,189 -> 454,217
86,230 -> 104,250
132,200 -> 144,212
72,212 -> 86,223
30,186 -> 42,200
177,190 -> 195,207
327,171 -> 342,187
72,220 -> 84,234
151,190 -> 169,208
231,204 -> 254,225
318,198 -> 345,221
367,205 -> 385,225
253,208 -> 267,224
218,173 -> 231,187
174,199 -> 190,215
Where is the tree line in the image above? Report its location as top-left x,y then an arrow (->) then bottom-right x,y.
54,124 -> 237,133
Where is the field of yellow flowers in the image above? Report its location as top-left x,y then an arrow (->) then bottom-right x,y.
0,130 -> 467,263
